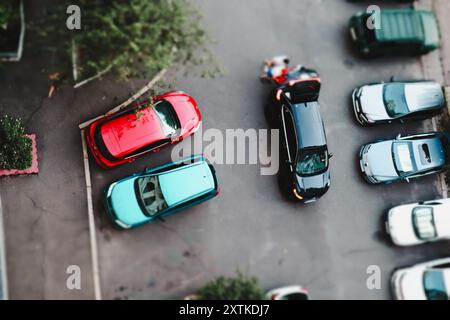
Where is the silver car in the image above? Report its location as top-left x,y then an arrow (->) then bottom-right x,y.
359,132 -> 450,184
352,80 -> 445,125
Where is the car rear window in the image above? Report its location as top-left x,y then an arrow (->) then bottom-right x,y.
135,176 -> 168,217
412,206 -> 437,240
94,125 -> 118,161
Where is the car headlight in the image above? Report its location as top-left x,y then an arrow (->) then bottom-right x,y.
292,188 -> 304,200
115,220 -> 132,229
106,182 -> 118,197
192,121 -> 202,133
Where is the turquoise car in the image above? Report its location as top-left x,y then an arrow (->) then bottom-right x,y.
104,155 -> 219,229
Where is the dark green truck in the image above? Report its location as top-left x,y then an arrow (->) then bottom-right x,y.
349,9 -> 440,57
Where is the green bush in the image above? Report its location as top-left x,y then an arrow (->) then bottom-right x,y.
0,115 -> 32,170
0,2 -> 14,30
196,272 -> 266,300
35,0 -> 216,80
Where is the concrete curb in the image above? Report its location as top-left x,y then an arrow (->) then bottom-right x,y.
79,69 -> 167,300
416,0 -> 449,198
80,130 -> 102,300
0,0 -> 25,62
0,195 -> 9,300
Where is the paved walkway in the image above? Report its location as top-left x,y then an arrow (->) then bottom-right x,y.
0,195 -> 8,300
434,0 -> 450,85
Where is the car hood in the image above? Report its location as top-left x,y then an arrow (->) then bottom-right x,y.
295,169 -> 331,198
388,206 -> 420,246
364,141 -> 398,181
109,178 -> 149,227
164,94 -> 201,135
359,85 -> 390,121
398,268 -> 427,300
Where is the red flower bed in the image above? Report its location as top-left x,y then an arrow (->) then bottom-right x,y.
0,134 -> 38,176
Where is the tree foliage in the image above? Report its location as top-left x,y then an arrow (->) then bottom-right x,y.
0,1 -> 16,30
196,272 -> 266,300
0,115 -> 32,170
35,0 -> 214,80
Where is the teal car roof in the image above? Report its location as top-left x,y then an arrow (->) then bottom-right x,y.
420,12 -> 440,48
375,10 -> 424,43
159,161 -> 215,207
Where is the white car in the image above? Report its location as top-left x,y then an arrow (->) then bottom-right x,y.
391,257 -> 450,300
386,198 -> 450,246
266,285 -> 309,300
352,80 -> 444,125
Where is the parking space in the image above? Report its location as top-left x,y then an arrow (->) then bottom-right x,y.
81,0 -> 450,300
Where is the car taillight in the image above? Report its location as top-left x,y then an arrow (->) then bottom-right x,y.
276,89 -> 283,101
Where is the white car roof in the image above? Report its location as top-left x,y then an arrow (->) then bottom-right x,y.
405,82 -> 444,112
434,202 -> 450,238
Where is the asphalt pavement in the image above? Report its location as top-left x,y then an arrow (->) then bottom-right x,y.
89,0 -> 450,300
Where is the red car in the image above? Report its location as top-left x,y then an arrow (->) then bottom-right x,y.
86,91 -> 201,168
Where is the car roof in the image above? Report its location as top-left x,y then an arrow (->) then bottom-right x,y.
409,137 -> 446,171
100,104 -> 165,158
375,10 -> 424,43
405,81 -> 444,111
291,101 -> 327,148
158,160 -> 215,207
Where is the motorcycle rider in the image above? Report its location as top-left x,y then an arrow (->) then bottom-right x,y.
262,55 -> 290,84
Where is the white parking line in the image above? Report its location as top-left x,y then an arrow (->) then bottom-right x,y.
80,130 -> 102,300
78,69 -> 167,300
78,68 -> 167,130
0,195 -> 8,300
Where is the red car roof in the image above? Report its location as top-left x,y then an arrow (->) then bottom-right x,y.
100,107 -> 164,159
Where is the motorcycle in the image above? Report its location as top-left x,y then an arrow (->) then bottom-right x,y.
259,56 -> 319,86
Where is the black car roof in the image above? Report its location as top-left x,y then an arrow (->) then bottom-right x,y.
281,79 -> 327,149
291,101 -> 327,148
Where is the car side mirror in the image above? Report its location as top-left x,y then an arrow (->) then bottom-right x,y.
328,153 -> 334,159
396,134 -> 401,139
405,178 -> 410,183
390,76 -> 395,82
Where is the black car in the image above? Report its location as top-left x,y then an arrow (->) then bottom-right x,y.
266,79 -> 332,203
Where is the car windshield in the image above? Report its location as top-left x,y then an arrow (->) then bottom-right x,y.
135,176 -> 168,217
383,83 -> 409,118
423,270 -> 449,300
296,148 -> 328,176
153,100 -> 180,137
392,142 -> 416,176
412,206 -> 437,240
